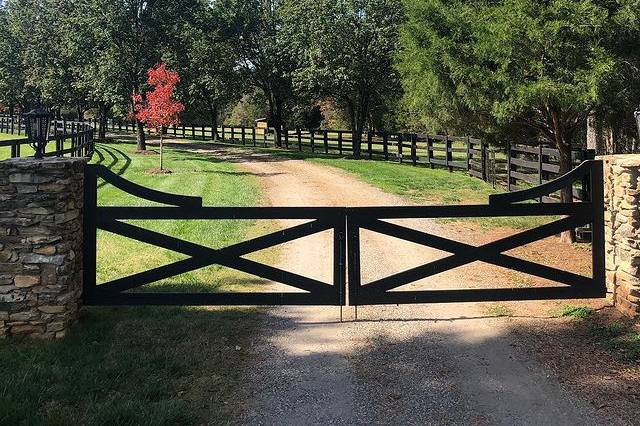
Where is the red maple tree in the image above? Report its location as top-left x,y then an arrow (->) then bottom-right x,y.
132,63 -> 184,170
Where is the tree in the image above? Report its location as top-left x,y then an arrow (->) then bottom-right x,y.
0,5 -> 29,112
176,5 -> 243,140
133,63 -> 184,171
399,0 -> 621,242
219,0 -> 299,146
286,0 -> 404,157
81,0 -> 197,151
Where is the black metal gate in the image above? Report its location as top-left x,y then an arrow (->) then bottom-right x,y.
83,160 -> 605,307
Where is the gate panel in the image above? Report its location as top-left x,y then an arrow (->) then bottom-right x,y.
347,160 -> 606,305
83,165 -> 346,306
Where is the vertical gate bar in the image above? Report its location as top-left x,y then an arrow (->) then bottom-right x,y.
333,210 -> 347,307
83,166 -> 98,304
590,160 -> 606,294
346,212 -> 361,311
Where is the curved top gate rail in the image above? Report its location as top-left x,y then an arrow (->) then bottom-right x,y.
0,113 -> 95,159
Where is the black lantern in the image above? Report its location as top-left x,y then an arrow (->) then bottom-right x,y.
23,107 -> 52,159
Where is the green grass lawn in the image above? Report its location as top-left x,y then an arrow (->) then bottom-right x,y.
306,157 -> 555,229
0,138 -> 272,425
92,141 -> 268,292
0,131 -> 25,141
0,132 -> 81,160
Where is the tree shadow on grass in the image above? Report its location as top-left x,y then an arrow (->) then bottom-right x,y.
0,305 -> 272,425
93,144 -> 132,189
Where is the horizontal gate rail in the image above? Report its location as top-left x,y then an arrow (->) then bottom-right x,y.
83,164 -> 346,306
347,159 -> 606,306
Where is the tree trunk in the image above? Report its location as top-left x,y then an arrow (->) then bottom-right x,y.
272,106 -> 283,148
267,91 -> 283,147
604,125 -> 615,155
136,120 -> 146,151
98,102 -> 107,139
550,109 -> 575,243
160,133 -> 163,170
556,136 -> 576,244
210,104 -> 218,142
586,112 -> 598,153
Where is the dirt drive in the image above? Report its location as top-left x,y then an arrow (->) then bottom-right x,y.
181,143 -> 633,425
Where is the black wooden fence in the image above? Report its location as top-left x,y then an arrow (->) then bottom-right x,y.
0,114 -> 95,159
507,144 -> 595,202
0,114 -> 595,202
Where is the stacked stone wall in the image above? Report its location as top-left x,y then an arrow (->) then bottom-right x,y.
602,155 -> 640,317
0,158 -> 85,338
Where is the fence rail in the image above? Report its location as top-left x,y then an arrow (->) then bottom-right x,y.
0,114 -> 593,203
0,114 -> 95,159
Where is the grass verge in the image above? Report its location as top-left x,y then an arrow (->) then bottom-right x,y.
0,137 -> 270,424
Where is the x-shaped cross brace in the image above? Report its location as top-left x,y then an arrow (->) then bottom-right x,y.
355,214 -> 593,295
96,217 -> 340,300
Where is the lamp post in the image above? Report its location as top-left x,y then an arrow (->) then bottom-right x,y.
23,107 -> 52,159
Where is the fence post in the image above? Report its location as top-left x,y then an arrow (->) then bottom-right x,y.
507,143 -> 512,192
297,127 -> 302,151
480,142 -> 487,181
338,131 -> 343,155
263,128 -> 268,147
411,133 -> 417,166
310,130 -> 315,153
446,135 -> 453,172
466,136 -> 471,174
324,130 -> 329,154
284,128 -> 289,149
427,136 -> 434,168
383,131 -> 388,160
252,127 -> 256,147
241,127 -> 246,145
398,133 -> 403,163
368,131 -> 373,159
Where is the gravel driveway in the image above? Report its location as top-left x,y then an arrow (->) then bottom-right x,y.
180,144 -> 608,425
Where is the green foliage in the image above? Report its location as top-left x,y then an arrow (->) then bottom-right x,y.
397,0 -> 635,152
560,305 -> 595,319
486,304 -> 514,317
286,0 -> 404,154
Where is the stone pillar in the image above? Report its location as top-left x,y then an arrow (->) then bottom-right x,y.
0,158 -> 85,338
602,155 -> 640,317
